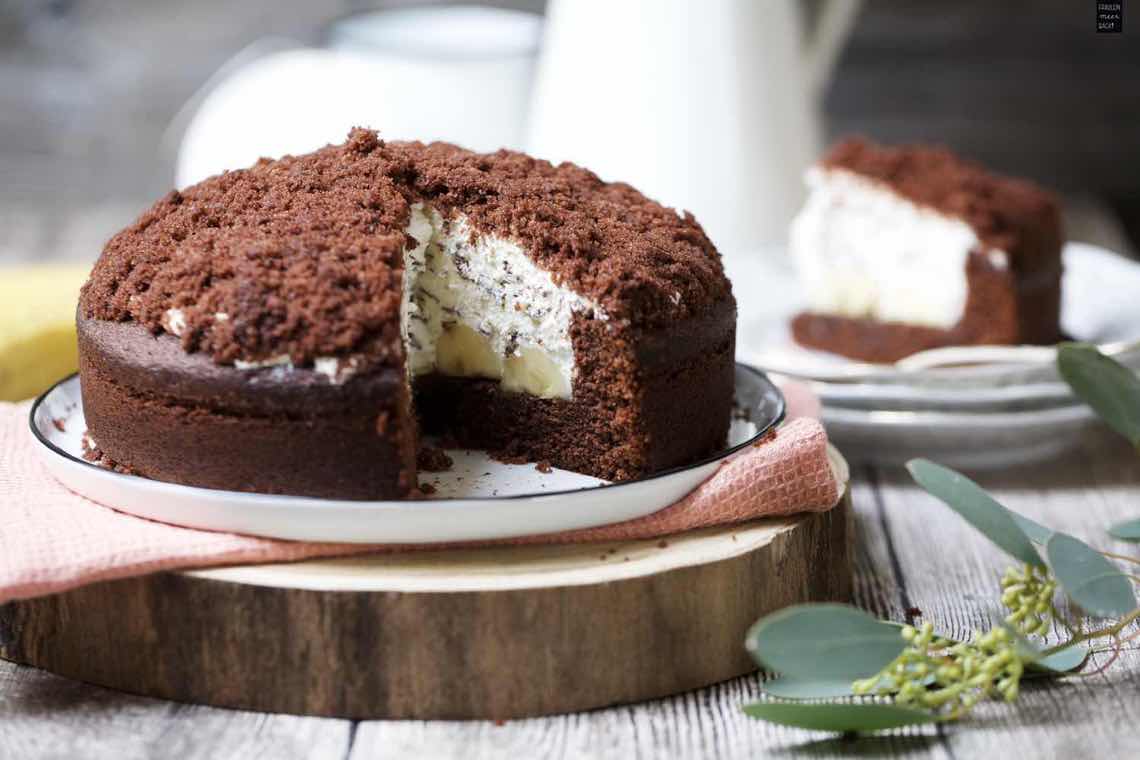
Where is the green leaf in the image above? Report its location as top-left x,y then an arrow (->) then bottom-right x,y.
745,604 -> 906,681
1009,627 -> 1089,675
907,459 -> 1045,568
1029,645 -> 1089,674
1011,512 -> 1054,544
1046,532 -> 1138,617
1108,519 -> 1140,542
761,677 -> 858,699
742,702 -> 938,732
1057,343 -> 1140,447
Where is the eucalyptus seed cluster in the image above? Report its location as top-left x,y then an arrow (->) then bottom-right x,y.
1001,563 -> 1058,637
852,622 -> 1025,719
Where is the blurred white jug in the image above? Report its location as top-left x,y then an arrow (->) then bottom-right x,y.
175,5 -> 541,188
526,0 -> 860,265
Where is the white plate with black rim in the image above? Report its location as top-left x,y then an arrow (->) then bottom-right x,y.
30,364 -> 784,543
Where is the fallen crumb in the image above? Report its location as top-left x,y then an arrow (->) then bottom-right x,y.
52,417 -> 67,433
418,482 -> 437,495
534,460 -> 553,474
80,434 -> 99,462
80,432 -> 137,474
656,540 -> 669,549
752,430 -> 778,448
417,445 -> 454,473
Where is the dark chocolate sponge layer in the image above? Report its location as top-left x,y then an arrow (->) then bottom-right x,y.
792,251 -> 1061,364
78,300 -> 735,496
417,300 -> 736,481
78,317 -> 417,499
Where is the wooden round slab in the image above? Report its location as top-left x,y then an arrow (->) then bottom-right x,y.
0,451 -> 853,719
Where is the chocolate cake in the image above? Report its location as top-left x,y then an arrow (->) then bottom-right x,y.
789,138 -> 1063,363
77,129 -> 736,499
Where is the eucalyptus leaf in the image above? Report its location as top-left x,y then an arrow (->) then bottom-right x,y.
1046,532 -> 1138,617
761,677 -> 858,700
1010,512 -> 1054,544
1006,625 -> 1089,675
745,604 -> 905,681
1057,343 -> 1140,448
742,702 -> 937,732
1108,518 -> 1140,542
1029,645 -> 1089,674
1002,624 -> 1047,664
907,459 -> 1045,568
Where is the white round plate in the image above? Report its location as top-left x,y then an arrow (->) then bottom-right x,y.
808,380 -> 1076,413
732,242 -> 1140,390
30,365 -> 783,544
821,403 -> 1099,470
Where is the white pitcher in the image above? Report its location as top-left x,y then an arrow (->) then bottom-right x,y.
526,0 -> 861,265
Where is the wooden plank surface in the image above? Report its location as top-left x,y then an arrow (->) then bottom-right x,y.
4,426 -> 1140,757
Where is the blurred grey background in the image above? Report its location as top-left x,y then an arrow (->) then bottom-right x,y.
1,0 -> 1137,262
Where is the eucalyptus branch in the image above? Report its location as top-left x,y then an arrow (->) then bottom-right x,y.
1099,550 -> 1140,567
1042,607 -> 1140,655
742,454 -> 1140,736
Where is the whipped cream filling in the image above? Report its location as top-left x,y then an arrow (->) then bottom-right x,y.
789,167 -> 1008,329
400,203 -> 604,399
216,203 -> 602,397
163,308 -> 187,337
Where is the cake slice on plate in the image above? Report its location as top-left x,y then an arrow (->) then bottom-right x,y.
789,138 -> 1063,364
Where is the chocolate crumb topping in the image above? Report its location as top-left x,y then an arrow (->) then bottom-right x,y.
417,445 -> 454,473
81,128 -> 731,368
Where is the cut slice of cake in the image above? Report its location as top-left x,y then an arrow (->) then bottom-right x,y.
77,130 -> 736,499
789,138 -> 1063,364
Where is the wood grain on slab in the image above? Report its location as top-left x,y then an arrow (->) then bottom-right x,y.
0,492 -> 853,720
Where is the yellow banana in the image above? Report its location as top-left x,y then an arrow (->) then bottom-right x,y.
0,265 -> 91,401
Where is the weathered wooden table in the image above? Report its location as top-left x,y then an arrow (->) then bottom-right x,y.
2,204 -> 1140,758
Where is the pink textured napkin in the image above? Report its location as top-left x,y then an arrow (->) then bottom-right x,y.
0,389 -> 837,603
